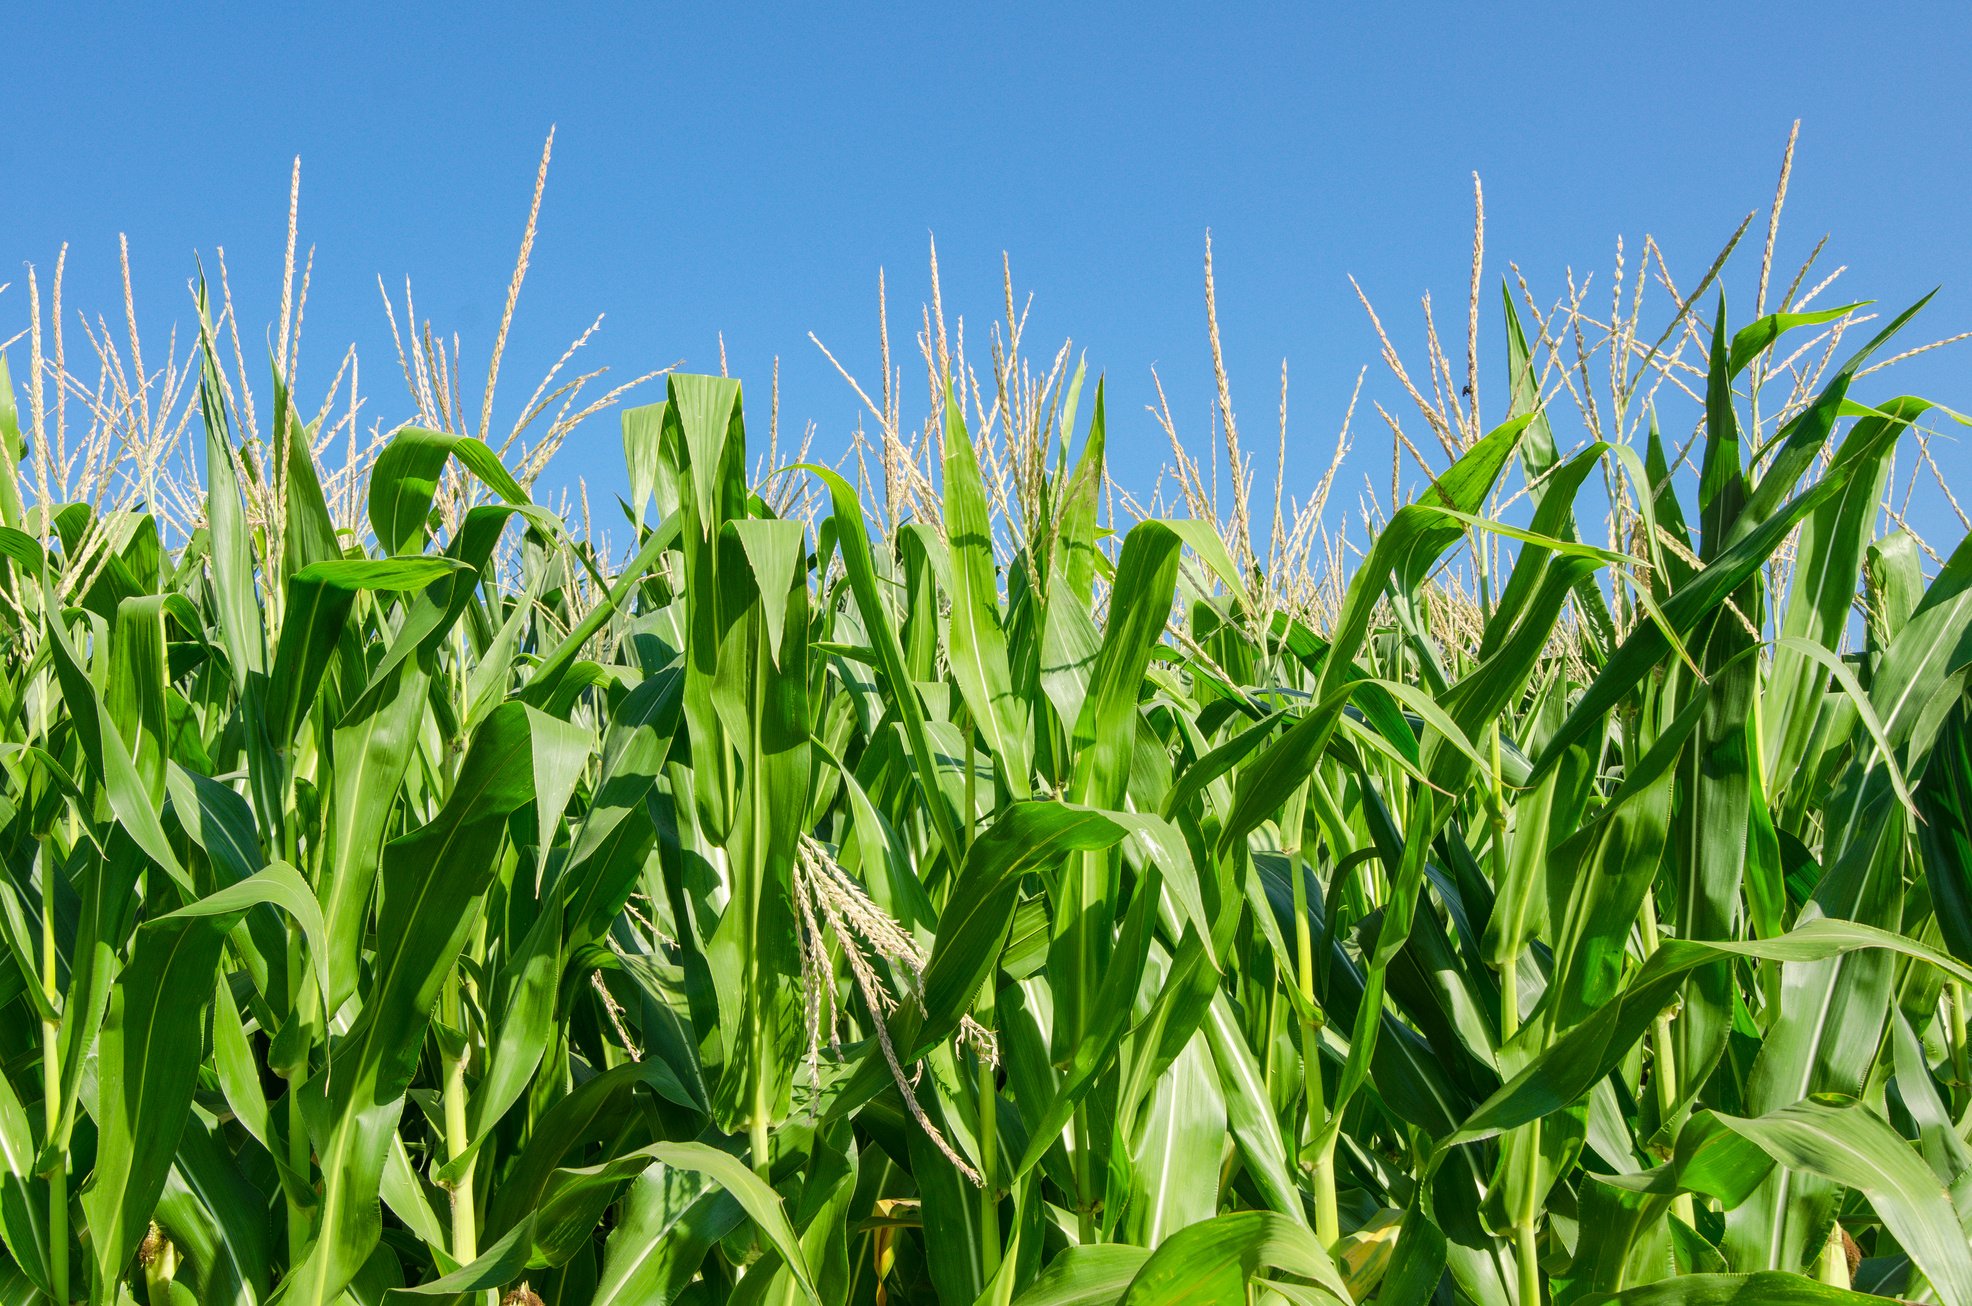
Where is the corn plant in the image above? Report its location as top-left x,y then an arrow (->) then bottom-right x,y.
3,149 -> 1972,1306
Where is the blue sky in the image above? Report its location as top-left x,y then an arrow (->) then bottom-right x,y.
6,3 -> 1970,544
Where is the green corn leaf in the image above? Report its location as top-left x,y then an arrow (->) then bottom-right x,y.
590,1165 -> 741,1306
368,426 -> 531,556
1013,1245 -> 1149,1306
942,383 -> 1033,800
265,557 -> 464,749
1115,1210 -> 1348,1304
1579,1272 -> 1894,1304
1711,1098 -> 1972,1303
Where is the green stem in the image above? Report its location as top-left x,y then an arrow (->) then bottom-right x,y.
285,926 -> 311,1267
968,722 -> 1002,1281
1638,893 -> 1695,1227
1310,1128 -> 1339,1257
1511,1112 -> 1544,1305
1501,962 -> 1521,1044
1491,723 -> 1542,1305
1513,1205 -> 1542,1306
976,992 -> 1000,1283
1492,724 -> 1519,1044
1952,982 -> 1971,1117
41,849 -> 66,1306
1071,1105 -> 1096,1244
1507,1010 -> 1545,1305
440,968 -> 478,1266
750,1109 -> 773,1187
746,676 -> 774,1193
43,1050 -> 64,1306
1285,781 -> 1338,1249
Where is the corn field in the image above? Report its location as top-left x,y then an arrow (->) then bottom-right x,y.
4,144 -> 1972,1306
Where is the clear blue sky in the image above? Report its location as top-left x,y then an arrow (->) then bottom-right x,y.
6,3 -> 1970,544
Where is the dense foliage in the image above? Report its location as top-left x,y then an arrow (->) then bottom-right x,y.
4,200 -> 1972,1306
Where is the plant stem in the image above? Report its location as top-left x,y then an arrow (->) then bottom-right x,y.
1490,721 -> 1543,1306
1505,1031 -> 1542,1305
43,1056 -> 64,1306
1638,893 -> 1695,1227
751,1105 -> 773,1187
1285,780 -> 1338,1248
1309,1128 -> 1339,1256
286,925 -> 311,1266
1638,896 -> 1679,1124
1500,961 -> 1521,1043
1513,1209 -> 1542,1306
40,849 -> 66,1306
1071,1105 -> 1096,1244
1492,724 -> 1520,1044
976,991 -> 1000,1283
1952,982 -> 1971,1117
969,720 -> 1002,1282
440,968 -> 478,1266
